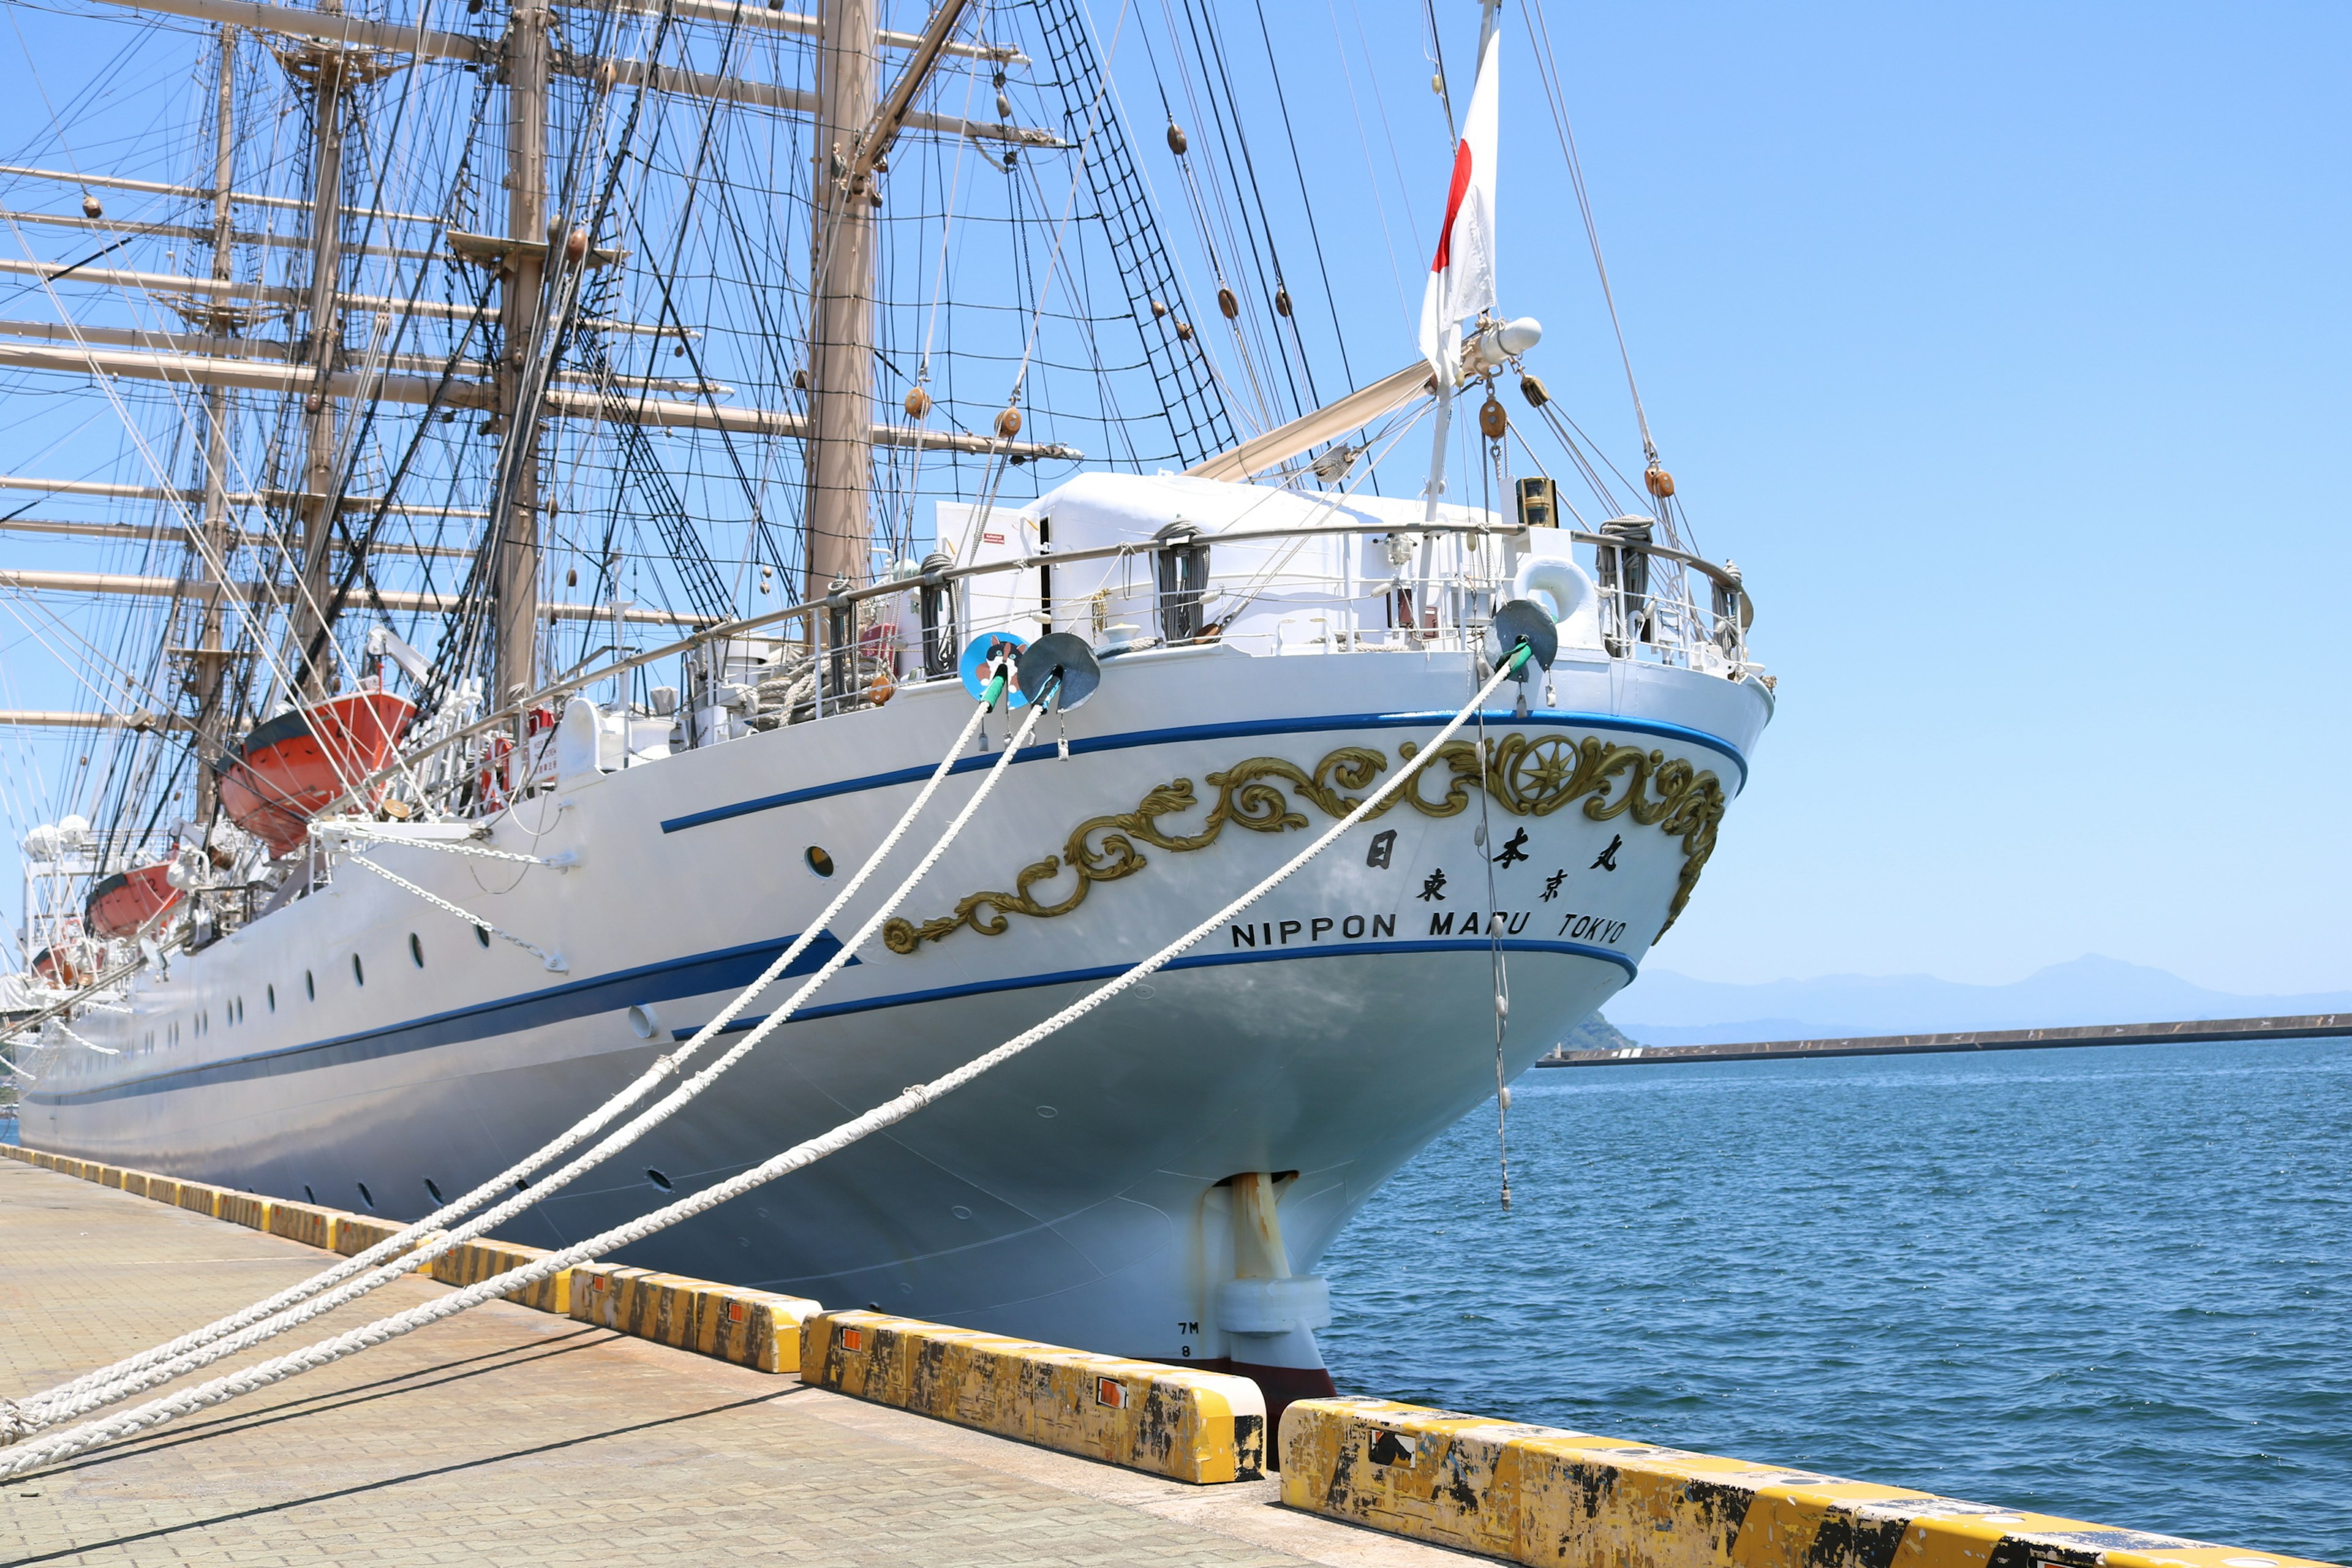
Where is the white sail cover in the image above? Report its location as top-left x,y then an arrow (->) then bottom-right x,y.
1417,24 -> 1501,387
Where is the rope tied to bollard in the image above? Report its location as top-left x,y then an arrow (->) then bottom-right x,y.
5,690 -> 1011,1442
2,643 -> 1532,1477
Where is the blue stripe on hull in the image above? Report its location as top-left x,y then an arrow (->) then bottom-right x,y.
28,933 -> 850,1108
659,707 -> 1749,834
28,937 -> 1631,1107
671,937 -> 1639,1041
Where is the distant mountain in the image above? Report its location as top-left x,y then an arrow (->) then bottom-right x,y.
1605,955 -> 2352,1047
1551,1012 -> 1643,1055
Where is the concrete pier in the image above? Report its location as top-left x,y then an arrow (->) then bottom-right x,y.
0,1159 -> 1454,1567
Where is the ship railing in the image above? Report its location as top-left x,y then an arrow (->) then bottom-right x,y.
319,518 -> 1757,825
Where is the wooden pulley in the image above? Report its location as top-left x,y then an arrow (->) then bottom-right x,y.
1518,372 -> 1551,408
81,194 -> 102,220
1174,319 -> 1194,342
1167,122 -> 1189,156
1149,299 -> 1168,317
1645,464 -> 1675,499
1274,287 -> 1292,318
1216,285 -> 1239,320
564,226 -> 589,263
995,405 -> 1023,439
904,386 -> 932,420
1479,393 -> 1508,440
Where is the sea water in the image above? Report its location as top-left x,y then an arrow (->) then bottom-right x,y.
1319,1038 -> 2352,1561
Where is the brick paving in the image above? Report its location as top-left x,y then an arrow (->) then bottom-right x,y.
0,1161 -> 1464,1567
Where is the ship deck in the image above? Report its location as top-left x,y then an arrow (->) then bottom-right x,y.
0,1158 -> 1452,1567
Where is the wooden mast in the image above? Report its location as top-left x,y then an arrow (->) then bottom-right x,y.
189,24 -> 238,821
805,0 -> 878,601
285,4 -> 349,696
492,0 -> 550,705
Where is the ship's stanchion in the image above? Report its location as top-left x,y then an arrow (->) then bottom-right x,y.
802,1310 -> 1265,1485
1279,1398 -> 2345,1568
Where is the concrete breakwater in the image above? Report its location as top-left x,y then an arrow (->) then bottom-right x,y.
2,1144 -> 2341,1568
1540,1011 -> 2352,1066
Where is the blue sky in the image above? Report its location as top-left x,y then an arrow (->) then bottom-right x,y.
1376,1 -> 2351,995
0,1 -> 2343,996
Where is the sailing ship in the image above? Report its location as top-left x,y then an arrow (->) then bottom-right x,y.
0,0 -> 1772,1414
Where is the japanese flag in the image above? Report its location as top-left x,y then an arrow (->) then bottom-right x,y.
1419,26 -> 1501,388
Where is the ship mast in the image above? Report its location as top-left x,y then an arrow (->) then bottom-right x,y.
285,6 -> 350,696
492,0 -> 549,704
805,0 -> 878,599
189,24 -> 239,820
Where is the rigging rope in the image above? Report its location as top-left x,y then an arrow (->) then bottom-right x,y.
0,643 -> 1534,1478
1,689 -> 1003,1440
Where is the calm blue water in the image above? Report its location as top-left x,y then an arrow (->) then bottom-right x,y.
1319,1039 -> 2352,1562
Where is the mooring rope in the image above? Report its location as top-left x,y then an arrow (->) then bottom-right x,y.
0,647 -> 1529,1477
2,687 -> 1050,1444
2,688 -> 1003,1442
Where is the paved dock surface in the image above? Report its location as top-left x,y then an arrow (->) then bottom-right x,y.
0,1161 -> 1461,1567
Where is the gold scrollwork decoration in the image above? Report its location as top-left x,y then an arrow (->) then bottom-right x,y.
879,734 -> 1726,955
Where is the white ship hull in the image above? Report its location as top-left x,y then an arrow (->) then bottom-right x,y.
23,641 -> 1768,1391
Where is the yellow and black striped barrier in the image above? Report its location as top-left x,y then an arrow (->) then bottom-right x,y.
0,1142 -> 805,1376
801,1309 -> 1266,1485
570,1262 -> 816,1374
1280,1397 -> 2343,1568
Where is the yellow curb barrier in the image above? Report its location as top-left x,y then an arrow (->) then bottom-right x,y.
265,1199 -> 337,1251
1278,1397 -> 2346,1568
331,1215 -> 413,1258
4,1144 -> 834,1378
801,1310 -> 1265,1485
431,1237 -> 573,1318
216,1191 -> 271,1230
569,1262 -> 816,1374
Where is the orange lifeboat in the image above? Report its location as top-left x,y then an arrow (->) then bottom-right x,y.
31,944 -> 89,988
85,861 -> 182,939
217,690 -> 417,856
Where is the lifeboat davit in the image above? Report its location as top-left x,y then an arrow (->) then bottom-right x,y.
85,861 -> 182,939
218,690 -> 416,856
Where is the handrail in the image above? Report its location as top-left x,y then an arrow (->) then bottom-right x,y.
311,514 -> 1749,821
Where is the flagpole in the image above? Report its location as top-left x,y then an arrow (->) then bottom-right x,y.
1422,0 -> 1502,524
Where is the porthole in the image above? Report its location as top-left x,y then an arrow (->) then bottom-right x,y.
266,984 -> 276,1012
352,953 -> 366,986
474,924 -> 491,948
424,1177 -> 445,1204
409,933 -> 425,969
355,1182 -> 375,1210
645,1168 -> 673,1191
804,845 -> 835,878
304,970 -> 315,1001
